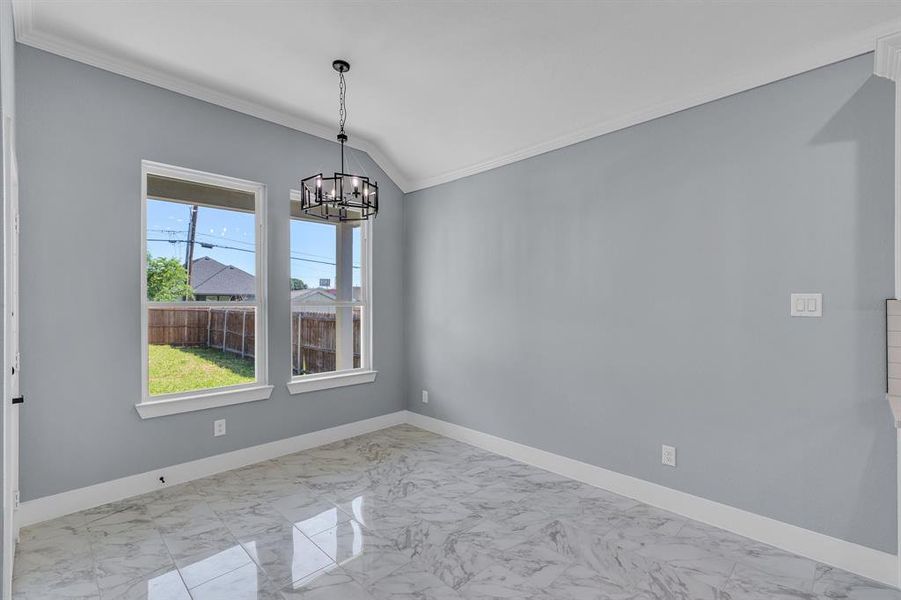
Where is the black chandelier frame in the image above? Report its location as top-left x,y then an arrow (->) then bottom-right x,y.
299,59 -> 379,222
299,170 -> 379,222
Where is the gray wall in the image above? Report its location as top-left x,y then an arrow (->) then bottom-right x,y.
15,45 -> 405,501
405,54 -> 897,553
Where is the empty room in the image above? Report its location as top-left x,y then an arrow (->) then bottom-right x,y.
3,0 -> 901,598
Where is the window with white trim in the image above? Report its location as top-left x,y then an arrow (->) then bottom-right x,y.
289,191 -> 373,393
138,162 -> 270,418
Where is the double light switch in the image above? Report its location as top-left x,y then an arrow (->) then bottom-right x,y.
790,293 -> 822,317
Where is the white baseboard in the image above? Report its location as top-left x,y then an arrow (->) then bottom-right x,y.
405,411 -> 898,588
15,410 -> 406,529
15,408 -> 897,587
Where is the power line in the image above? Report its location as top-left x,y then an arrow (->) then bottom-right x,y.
149,228 -> 255,248
146,237 -> 360,269
149,228 -> 342,261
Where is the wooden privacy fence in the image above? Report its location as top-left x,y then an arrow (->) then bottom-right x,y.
209,308 -> 256,359
147,306 -> 256,358
147,306 -> 359,374
147,306 -> 211,346
290,312 -> 361,375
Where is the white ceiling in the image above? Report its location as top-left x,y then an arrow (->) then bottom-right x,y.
13,1 -> 901,191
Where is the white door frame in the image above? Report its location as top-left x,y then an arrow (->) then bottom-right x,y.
1,112 -> 18,596
875,31 -> 901,588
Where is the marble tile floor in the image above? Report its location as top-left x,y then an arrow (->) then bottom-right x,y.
12,424 -> 900,599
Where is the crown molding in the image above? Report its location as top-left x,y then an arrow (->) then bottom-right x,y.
12,0 -> 901,193
876,31 -> 901,82
10,0 -> 412,192
408,18 -> 901,192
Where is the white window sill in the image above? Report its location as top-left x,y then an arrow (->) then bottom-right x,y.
287,370 -> 377,395
135,384 -> 274,419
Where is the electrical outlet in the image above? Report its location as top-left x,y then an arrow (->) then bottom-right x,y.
213,419 -> 226,437
421,390 -> 429,404
661,445 -> 676,467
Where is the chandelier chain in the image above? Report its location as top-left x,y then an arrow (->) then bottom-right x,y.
338,71 -> 347,135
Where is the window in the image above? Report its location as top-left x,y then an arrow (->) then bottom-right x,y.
288,191 -> 375,393
137,162 -> 271,418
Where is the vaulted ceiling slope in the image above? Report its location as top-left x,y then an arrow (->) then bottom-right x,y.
13,1 -> 901,192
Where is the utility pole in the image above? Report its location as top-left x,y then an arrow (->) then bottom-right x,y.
184,204 -> 198,285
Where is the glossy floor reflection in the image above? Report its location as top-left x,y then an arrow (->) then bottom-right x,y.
12,424 -> 900,599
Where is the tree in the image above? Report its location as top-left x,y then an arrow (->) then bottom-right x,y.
147,254 -> 194,301
290,278 -> 308,291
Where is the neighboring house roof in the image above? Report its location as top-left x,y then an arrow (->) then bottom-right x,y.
291,286 -> 362,312
291,288 -> 335,305
191,257 -> 255,297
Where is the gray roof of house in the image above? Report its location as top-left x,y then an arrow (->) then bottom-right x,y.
191,257 -> 255,296
291,288 -> 335,303
290,287 -> 362,304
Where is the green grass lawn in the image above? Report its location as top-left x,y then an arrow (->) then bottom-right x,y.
149,344 -> 255,396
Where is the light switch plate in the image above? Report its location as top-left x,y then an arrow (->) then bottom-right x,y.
790,293 -> 822,317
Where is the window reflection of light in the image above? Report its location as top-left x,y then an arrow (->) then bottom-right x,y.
352,495 -> 364,524
311,518 -> 337,560
351,520 -> 362,557
307,513 -> 364,566
288,562 -> 339,592
176,544 -> 257,595
292,527 -> 308,584
296,506 -> 339,536
143,569 -> 188,599
242,541 -> 258,564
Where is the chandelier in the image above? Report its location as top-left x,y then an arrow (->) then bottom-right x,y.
300,59 -> 379,221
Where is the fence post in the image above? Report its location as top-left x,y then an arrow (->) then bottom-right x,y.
296,313 -> 302,374
241,310 -> 247,358
223,309 -> 229,352
207,308 -> 211,347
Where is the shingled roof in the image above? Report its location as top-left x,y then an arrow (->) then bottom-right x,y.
190,256 -> 255,298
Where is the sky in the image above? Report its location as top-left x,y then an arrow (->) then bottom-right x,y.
146,198 -> 361,289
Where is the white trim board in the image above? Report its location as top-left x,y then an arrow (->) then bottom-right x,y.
404,411 -> 898,588
287,370 -> 378,395
874,32 -> 901,301
13,0 -> 901,192
15,410 -> 406,529
873,34 -> 901,586
15,409 -> 897,587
